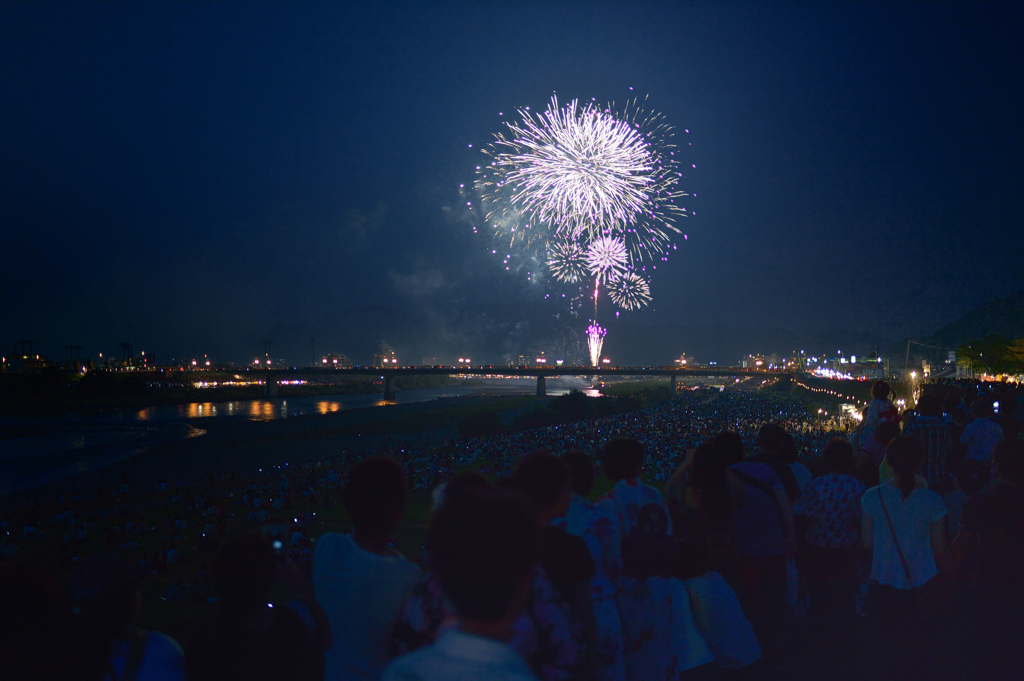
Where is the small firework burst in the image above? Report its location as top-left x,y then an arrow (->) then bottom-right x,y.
586,236 -> 628,284
607,271 -> 652,310
547,239 -> 589,284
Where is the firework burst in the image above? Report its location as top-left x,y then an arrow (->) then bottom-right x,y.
547,240 -> 589,284
607,271 -> 652,310
475,94 -> 688,267
586,236 -> 628,284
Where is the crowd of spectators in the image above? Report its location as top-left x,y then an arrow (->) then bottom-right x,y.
1,380 -> 1022,680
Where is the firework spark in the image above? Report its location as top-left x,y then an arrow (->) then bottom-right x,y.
547,240 -> 589,284
586,323 -> 606,367
586,236 -> 628,284
607,271 -> 652,310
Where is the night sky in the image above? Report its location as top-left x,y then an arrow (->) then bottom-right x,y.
3,2 -> 1022,364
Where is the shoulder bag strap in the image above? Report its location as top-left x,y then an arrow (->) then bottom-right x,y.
877,487 -> 913,584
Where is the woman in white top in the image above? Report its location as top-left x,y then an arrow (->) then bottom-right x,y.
861,435 -> 947,677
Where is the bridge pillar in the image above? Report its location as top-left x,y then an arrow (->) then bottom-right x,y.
536,375 -> 546,397
264,373 -> 279,398
670,373 -> 677,395
383,374 -> 396,401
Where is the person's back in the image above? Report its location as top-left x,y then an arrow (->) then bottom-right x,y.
962,400 -> 1004,463
315,457 -> 420,680
315,533 -> 420,679
862,438 -> 947,591
903,395 -> 952,488
65,555 -> 186,681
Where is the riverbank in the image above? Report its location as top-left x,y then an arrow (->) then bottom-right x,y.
0,392 -> 542,507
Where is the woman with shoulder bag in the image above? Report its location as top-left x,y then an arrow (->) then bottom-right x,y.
861,436 -> 948,678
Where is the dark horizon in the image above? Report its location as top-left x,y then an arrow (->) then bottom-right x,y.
3,2 -> 1022,366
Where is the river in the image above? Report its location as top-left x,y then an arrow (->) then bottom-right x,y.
0,378 -> 595,496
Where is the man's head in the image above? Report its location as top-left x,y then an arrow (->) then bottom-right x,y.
822,439 -> 856,473
993,438 -> 1024,485
343,457 -> 407,538
874,421 -> 901,447
429,489 -> 538,625
511,450 -> 572,520
602,438 -> 645,481
711,430 -> 745,466
213,534 -> 277,609
970,399 -> 994,419
562,450 -> 594,497
916,394 -> 942,418
755,423 -> 788,460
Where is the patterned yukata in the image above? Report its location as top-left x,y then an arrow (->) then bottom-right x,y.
556,494 -> 626,681
801,473 -> 865,549
391,567 -> 582,681
597,479 -> 713,680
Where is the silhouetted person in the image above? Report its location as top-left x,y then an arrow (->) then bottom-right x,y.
382,489 -> 540,680
66,554 -> 185,681
314,457 -> 420,681
954,438 -> 1024,678
187,534 -> 324,681
511,451 -> 596,678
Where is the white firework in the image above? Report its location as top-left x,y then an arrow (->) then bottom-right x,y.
586,236 -> 628,284
475,94 -> 688,266
607,271 -> 652,310
547,240 -> 589,284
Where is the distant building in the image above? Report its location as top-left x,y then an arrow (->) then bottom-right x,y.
373,351 -> 398,367
321,353 -> 353,368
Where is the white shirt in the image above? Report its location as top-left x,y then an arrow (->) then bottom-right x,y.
314,533 -> 421,680
382,629 -> 538,681
862,485 -> 946,589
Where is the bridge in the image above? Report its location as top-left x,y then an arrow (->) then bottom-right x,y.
247,365 -> 788,400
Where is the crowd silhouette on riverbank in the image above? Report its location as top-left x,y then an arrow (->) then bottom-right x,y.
2,381 -> 1023,680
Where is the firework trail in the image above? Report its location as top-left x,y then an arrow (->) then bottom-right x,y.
607,271 -> 652,311
586,322 -> 606,367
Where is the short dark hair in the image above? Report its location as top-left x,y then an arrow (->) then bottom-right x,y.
343,457 -> 407,537
874,421 -> 901,447
756,423 -> 788,456
822,439 -> 855,473
429,489 -> 538,622
916,395 -> 942,417
602,438 -> 645,480
438,472 -> 492,509
511,450 -> 570,512
971,399 -> 993,418
712,430 -> 745,465
562,450 -> 594,496
779,432 -> 799,464
213,534 -> 277,607
993,438 -> 1024,484
872,381 -> 892,400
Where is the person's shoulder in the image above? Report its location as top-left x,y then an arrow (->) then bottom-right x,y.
145,630 -> 184,658
313,531 -> 349,558
381,644 -> 436,680
861,485 -> 882,510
